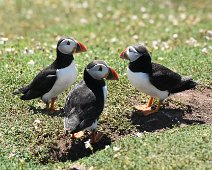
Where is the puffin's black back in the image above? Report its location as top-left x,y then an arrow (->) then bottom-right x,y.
150,63 -> 182,91
150,63 -> 196,93
64,69 -> 105,133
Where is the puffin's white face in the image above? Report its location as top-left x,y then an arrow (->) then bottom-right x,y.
57,38 -> 77,54
87,63 -> 109,80
125,46 -> 141,62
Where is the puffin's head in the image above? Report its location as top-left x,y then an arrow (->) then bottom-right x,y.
57,37 -> 87,55
120,44 -> 150,62
86,60 -> 119,80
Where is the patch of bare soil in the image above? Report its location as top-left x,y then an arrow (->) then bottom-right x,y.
170,86 -> 212,123
48,86 -> 211,164
131,86 -> 212,132
49,132 -> 111,163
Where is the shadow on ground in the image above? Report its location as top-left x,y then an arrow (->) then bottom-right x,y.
131,107 -> 205,132
49,133 -> 111,162
29,105 -> 65,117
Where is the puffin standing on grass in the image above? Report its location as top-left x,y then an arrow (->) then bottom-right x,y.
64,60 -> 119,144
13,37 -> 87,111
120,44 -> 196,116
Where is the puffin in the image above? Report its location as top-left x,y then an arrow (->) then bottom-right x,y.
120,44 -> 197,116
13,37 -> 87,111
64,60 -> 119,144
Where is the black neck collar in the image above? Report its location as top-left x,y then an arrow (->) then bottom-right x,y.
128,54 -> 152,73
55,50 -> 74,69
84,69 -> 106,92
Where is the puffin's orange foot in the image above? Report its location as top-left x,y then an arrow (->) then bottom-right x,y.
90,132 -> 103,144
134,98 -> 161,116
71,131 -> 84,139
134,104 -> 148,111
134,105 -> 158,116
140,107 -> 158,116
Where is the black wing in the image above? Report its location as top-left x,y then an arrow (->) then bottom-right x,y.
64,81 -> 104,133
149,63 -> 182,91
20,69 -> 57,100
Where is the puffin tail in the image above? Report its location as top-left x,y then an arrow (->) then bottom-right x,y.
12,85 -> 30,95
170,76 -> 197,93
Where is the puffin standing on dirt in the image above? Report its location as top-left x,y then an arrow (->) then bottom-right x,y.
120,44 -> 196,116
13,37 -> 87,111
64,60 -> 119,144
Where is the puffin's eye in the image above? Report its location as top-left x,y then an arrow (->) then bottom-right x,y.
98,66 -> 102,71
67,41 -> 70,45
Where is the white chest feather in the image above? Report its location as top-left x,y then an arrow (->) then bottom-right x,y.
127,68 -> 168,100
102,85 -> 107,104
42,61 -> 78,102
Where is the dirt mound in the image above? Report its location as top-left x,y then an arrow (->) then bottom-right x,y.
170,86 -> 212,123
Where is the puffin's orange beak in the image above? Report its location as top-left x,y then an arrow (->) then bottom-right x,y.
75,40 -> 87,53
120,48 -> 128,59
106,67 -> 119,80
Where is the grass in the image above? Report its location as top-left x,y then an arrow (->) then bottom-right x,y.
78,125 -> 212,170
1,125 -> 211,170
0,0 -> 212,169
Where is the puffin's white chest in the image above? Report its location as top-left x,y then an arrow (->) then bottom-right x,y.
56,61 -> 77,86
42,61 -> 78,102
102,85 -> 107,105
127,68 -> 168,100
